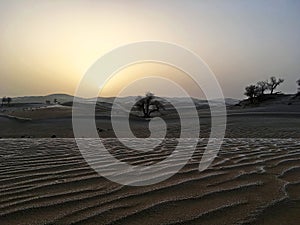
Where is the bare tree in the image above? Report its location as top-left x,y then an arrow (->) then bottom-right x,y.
1,97 -> 6,107
256,81 -> 268,96
135,92 -> 165,118
6,97 -> 12,106
267,76 -> 284,94
244,85 -> 260,103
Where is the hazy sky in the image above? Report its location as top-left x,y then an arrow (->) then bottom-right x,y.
0,0 -> 300,99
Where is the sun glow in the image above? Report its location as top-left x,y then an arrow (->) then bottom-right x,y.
99,62 -> 204,98
1,1 -> 299,98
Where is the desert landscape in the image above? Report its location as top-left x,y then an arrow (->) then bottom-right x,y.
1,1 -> 300,224
0,92 -> 300,224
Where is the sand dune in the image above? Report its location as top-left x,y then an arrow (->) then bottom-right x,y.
0,138 -> 299,225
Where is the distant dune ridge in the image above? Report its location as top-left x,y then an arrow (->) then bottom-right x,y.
10,93 -> 240,106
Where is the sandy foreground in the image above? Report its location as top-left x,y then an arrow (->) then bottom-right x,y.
0,138 -> 299,225
0,101 -> 300,224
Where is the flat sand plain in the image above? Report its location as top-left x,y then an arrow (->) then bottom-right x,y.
0,101 -> 300,138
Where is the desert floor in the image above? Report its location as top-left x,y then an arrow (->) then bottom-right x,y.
0,102 -> 300,138
0,101 -> 300,224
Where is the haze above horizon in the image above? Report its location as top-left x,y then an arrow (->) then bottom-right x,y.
1,0 -> 300,98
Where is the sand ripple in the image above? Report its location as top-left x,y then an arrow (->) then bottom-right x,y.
0,138 -> 299,225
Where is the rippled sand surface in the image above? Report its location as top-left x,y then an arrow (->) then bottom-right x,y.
0,138 -> 300,225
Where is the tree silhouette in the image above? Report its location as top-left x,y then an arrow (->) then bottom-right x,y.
6,97 -> 12,106
267,76 -> 284,94
1,97 -> 6,107
244,85 -> 259,103
1,97 -> 12,106
256,81 -> 268,96
135,92 -> 165,118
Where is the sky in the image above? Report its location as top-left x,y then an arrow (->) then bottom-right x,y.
0,0 -> 300,99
